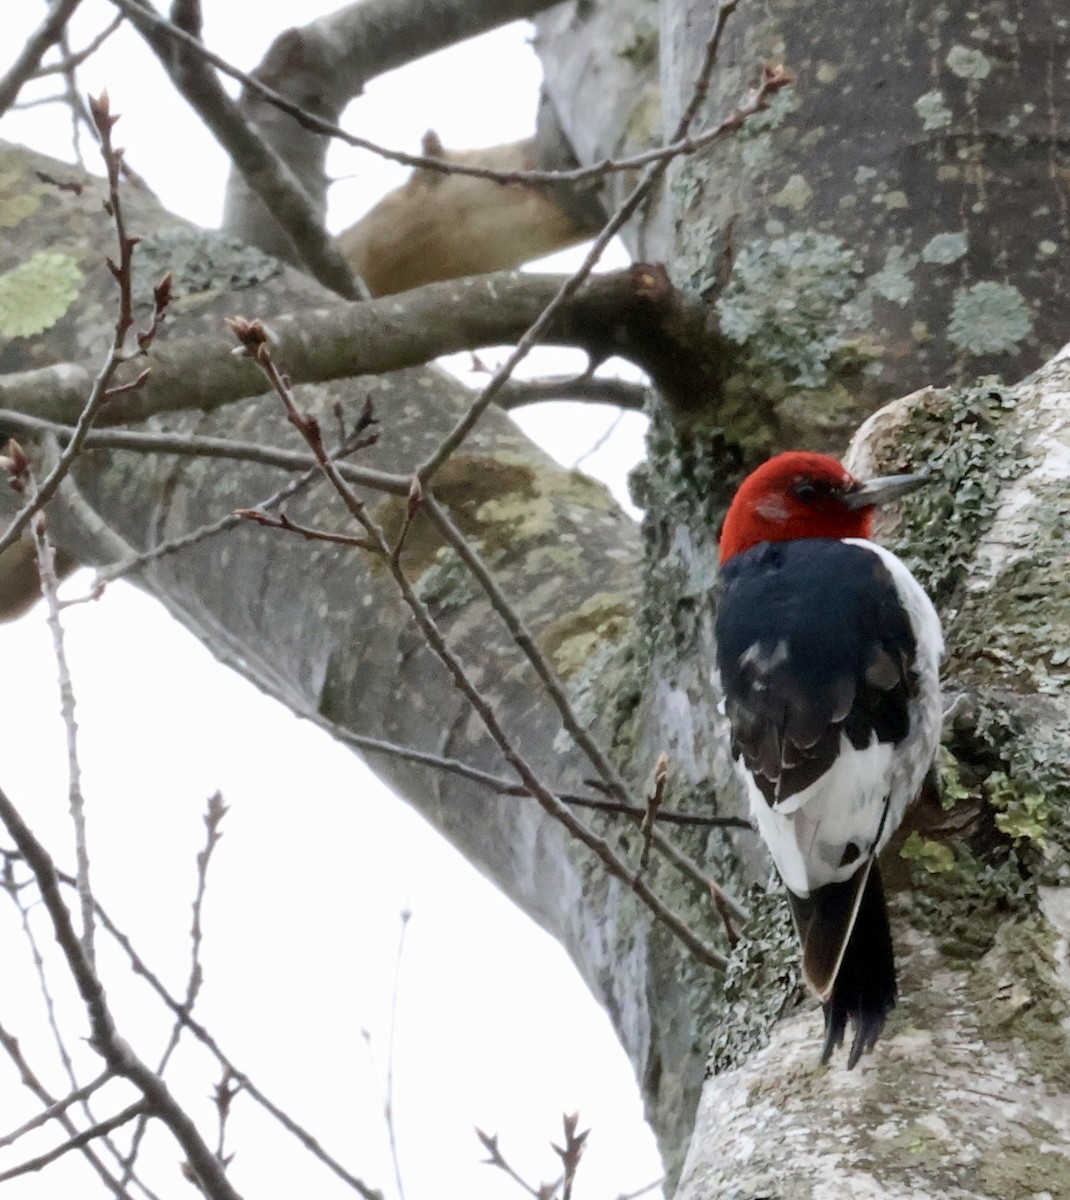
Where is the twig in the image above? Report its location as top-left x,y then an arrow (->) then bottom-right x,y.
476,1129 -> 551,1200
12,441 -> 96,964
0,1070 -> 109,1150
230,320 -> 725,972
413,15 -> 785,486
0,0 -> 84,116
102,0 -> 790,191
0,780 -> 246,1200
0,1102 -> 147,1185
0,412 -> 410,497
496,376 -> 648,412
384,909 -> 410,1200
0,94 -> 172,560
615,1180 -> 665,1200
572,410 -> 628,470
235,507 -> 377,550
119,791 -> 228,1186
0,1015 -> 141,1199
639,754 -> 669,873
211,1069 -> 240,1171
553,1112 -> 589,1200
708,879 -> 742,947
32,12 -> 125,78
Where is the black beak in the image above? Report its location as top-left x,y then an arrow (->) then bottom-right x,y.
842,472 -> 932,510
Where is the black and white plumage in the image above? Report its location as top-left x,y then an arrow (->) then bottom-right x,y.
714,452 -> 942,1067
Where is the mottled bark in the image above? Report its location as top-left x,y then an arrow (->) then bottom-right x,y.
0,136 -> 715,1177
3,0 -> 1070,1194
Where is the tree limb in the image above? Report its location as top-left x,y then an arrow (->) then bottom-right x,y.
0,267 -> 731,428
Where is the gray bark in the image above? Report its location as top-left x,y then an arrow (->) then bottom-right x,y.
2,0 -> 1070,1194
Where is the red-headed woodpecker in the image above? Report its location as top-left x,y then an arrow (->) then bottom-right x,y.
714,451 -> 942,1067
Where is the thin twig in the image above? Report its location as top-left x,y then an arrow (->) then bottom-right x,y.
476,1129 -> 550,1200
119,791 -> 228,1186
413,34 -> 786,485
33,13 -> 125,78
236,507 -> 377,550
384,909 -> 410,1200
0,782 -> 245,1200
553,1112 -> 588,1200
639,754 -> 669,873
0,1016 -> 137,1199
572,410 -> 628,470
0,95 -> 172,560
19,443 -> 96,964
230,321 -> 725,971
0,0 -> 84,116
0,1069 -> 109,1150
103,0 -> 790,191
0,1102 -> 147,1185
496,376 -> 648,413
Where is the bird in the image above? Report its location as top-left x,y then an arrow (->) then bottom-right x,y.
713,450 -> 943,1068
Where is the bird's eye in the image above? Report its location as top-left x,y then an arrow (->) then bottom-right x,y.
794,482 -> 816,500
791,476 -> 836,504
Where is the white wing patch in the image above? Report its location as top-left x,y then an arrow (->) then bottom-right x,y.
740,734 -> 895,895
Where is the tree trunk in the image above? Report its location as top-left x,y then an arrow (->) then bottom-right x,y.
2,0 -> 1069,1193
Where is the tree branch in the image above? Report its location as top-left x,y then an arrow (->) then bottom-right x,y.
0,0 -> 84,116
0,780 -> 244,1200
116,0 -> 364,299
0,267 -> 731,428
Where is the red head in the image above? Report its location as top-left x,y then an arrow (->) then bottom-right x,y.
719,451 -> 929,563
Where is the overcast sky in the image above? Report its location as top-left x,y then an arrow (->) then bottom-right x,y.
0,4 -> 661,1200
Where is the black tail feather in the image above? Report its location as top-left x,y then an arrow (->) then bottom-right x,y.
788,864 -> 897,1068
820,864 -> 896,1067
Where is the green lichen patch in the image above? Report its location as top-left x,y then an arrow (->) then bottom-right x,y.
947,281 -> 1034,356
707,887 -> 802,1075
716,230 -> 864,390
921,231 -> 968,265
946,44 -> 993,80
133,227 -> 281,298
540,591 -> 635,680
967,918 -> 1070,1091
0,251 -> 84,338
0,188 -> 41,229
870,245 -> 918,306
913,90 -> 953,131
893,381 -> 1025,605
900,831 -> 956,873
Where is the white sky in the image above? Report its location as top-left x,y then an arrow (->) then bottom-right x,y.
0,4 -> 660,1200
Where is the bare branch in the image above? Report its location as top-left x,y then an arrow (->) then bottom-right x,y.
0,265 -> 724,428
0,0 -> 84,116
32,13 -> 125,79
495,375 -> 648,411
0,98 -> 172,560
229,319 -> 726,971
0,779 -> 245,1200
119,790 -> 228,1187
116,0 -> 364,299
0,1070 -> 109,1150
18,443 -> 97,964
0,1101 -> 146,1186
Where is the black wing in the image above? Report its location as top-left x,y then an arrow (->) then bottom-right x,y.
714,539 -> 918,807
